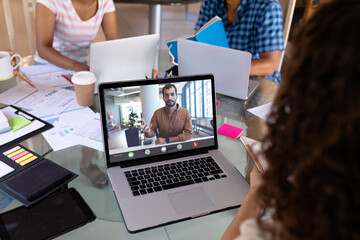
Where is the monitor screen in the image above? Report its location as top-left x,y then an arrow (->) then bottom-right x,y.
100,77 -> 216,166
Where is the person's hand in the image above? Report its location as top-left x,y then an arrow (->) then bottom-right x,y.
72,61 -> 89,72
6,49 -> 19,76
139,118 -> 152,134
249,166 -> 262,193
155,137 -> 166,145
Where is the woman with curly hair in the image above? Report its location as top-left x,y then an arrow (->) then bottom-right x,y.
222,0 -> 360,239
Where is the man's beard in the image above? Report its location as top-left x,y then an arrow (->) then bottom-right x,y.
166,100 -> 175,107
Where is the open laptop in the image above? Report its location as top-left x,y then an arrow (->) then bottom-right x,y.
98,74 -> 249,233
177,39 -> 259,100
90,34 -> 159,93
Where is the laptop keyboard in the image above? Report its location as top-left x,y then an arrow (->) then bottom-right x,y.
124,156 -> 227,196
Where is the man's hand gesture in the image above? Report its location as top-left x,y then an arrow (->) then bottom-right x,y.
139,118 -> 152,136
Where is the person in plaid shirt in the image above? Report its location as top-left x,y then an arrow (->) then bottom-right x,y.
195,0 -> 284,84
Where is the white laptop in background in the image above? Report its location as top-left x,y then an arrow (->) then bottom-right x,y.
98,74 -> 249,233
177,39 -> 259,100
90,34 -> 159,93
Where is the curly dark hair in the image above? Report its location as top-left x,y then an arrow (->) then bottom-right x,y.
257,1 -> 360,239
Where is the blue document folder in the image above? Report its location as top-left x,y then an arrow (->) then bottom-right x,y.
166,16 -> 229,63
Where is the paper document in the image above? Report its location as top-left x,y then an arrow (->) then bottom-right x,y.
41,107 -> 96,151
0,82 -> 37,107
247,102 -> 273,122
0,106 -> 46,146
20,64 -> 74,89
63,113 -> 104,151
0,84 -> 79,116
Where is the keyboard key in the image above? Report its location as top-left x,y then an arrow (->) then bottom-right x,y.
194,178 -> 203,183
132,191 -> 140,196
127,177 -> 137,182
140,189 -> 147,195
129,181 -> 140,186
162,180 -> 195,190
154,186 -> 162,192
147,188 -> 154,193
210,169 -> 223,175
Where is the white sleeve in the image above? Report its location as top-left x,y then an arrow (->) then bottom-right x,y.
36,0 -> 57,14
234,219 -> 271,240
101,0 -> 116,14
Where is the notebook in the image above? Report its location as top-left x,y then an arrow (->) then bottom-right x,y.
90,34 -> 159,93
177,39 -> 259,100
166,16 -> 229,63
98,74 -> 249,233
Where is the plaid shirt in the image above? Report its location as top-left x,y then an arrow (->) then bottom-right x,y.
195,0 -> 284,84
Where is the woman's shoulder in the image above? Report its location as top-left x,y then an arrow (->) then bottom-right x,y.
36,0 -> 66,14
97,0 -> 116,12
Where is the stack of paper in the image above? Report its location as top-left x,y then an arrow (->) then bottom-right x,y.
0,109 -> 11,134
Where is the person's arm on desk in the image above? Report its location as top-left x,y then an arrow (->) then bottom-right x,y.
250,50 -> 280,77
35,3 -> 89,71
221,167 -> 262,240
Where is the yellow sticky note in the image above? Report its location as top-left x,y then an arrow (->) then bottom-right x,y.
8,116 -> 32,132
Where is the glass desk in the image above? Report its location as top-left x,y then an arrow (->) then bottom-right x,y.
0,55 -> 278,239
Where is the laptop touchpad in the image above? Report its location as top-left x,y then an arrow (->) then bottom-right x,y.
168,187 -> 215,214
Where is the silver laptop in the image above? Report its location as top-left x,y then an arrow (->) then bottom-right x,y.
98,74 -> 249,233
177,39 -> 259,100
90,34 -> 159,93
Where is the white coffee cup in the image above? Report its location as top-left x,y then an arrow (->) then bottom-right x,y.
71,71 -> 96,106
0,51 -> 21,81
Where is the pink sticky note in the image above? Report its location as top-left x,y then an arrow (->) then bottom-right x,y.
218,123 -> 244,139
216,99 -> 219,107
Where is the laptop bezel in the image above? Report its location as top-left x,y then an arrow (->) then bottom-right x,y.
98,74 -> 219,168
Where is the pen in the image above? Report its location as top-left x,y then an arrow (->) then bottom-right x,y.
61,74 -> 73,84
164,72 -> 168,78
239,137 -> 263,173
17,73 -> 35,88
168,71 -> 173,77
145,74 -> 149,79
154,68 -> 158,78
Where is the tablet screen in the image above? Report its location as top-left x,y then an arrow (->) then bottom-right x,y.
0,188 -> 95,240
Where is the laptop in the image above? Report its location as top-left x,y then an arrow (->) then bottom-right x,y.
177,39 -> 259,100
98,74 -> 249,233
90,34 -> 159,93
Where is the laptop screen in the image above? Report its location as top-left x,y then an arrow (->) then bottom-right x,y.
99,75 -> 218,168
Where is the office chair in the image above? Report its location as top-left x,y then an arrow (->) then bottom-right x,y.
277,0 -> 296,73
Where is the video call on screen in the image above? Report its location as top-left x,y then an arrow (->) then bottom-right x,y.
103,79 -> 215,163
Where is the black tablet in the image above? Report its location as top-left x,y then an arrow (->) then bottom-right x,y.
0,188 -> 96,240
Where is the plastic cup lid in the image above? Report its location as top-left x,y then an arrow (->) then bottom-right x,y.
71,71 -> 96,85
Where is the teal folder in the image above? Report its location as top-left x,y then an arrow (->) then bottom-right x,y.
166,16 -> 229,63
